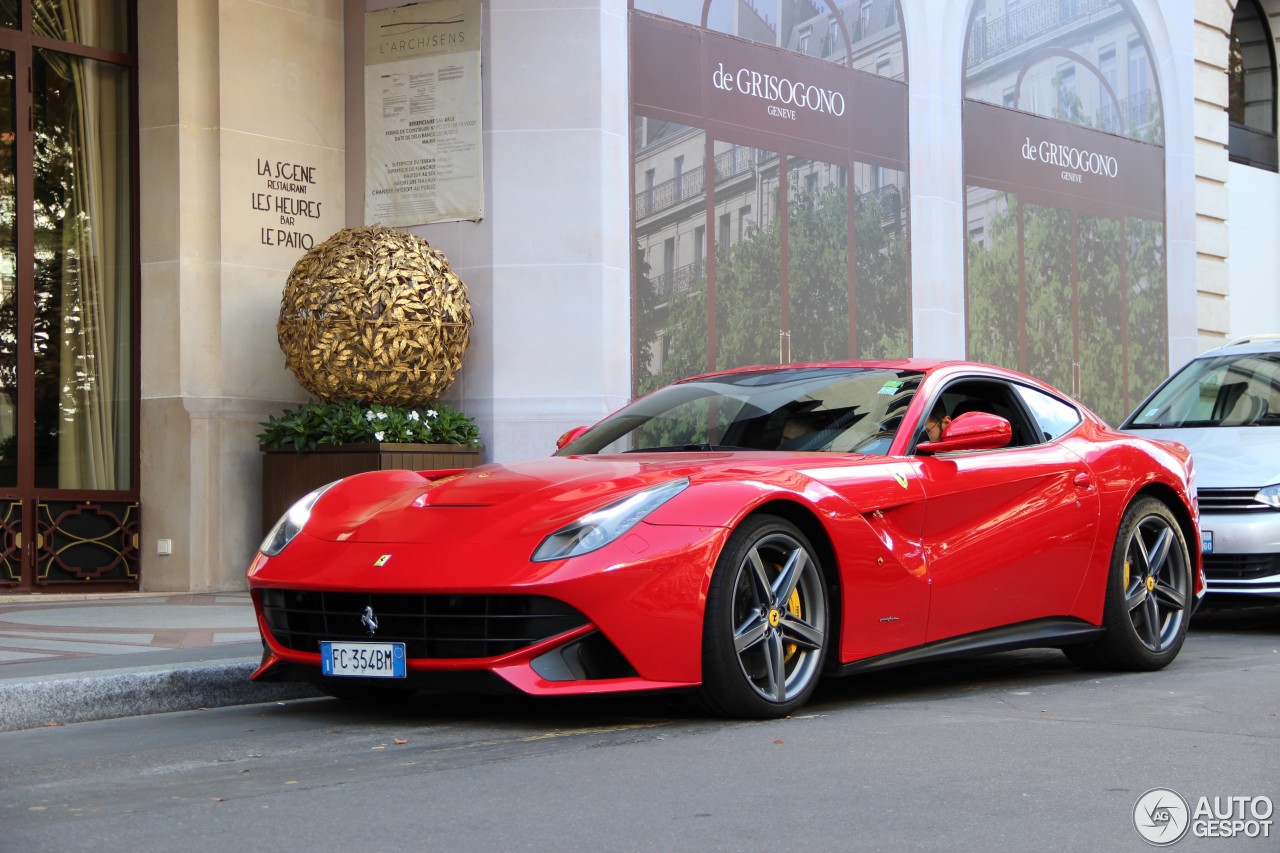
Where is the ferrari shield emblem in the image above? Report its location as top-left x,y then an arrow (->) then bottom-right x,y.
893,472 -> 908,489
373,554 -> 392,567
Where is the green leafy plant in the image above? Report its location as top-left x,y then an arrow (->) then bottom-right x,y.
258,400 -> 481,451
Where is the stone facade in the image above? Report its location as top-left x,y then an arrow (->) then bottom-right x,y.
128,0 -> 1274,591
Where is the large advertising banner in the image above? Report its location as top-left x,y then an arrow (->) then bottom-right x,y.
364,0 -> 483,226
962,0 -> 1167,426
629,6 -> 910,394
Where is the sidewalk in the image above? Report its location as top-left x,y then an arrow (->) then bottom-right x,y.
0,591 -> 319,732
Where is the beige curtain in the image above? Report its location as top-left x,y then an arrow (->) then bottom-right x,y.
0,54 -> 16,475
37,0 -> 130,490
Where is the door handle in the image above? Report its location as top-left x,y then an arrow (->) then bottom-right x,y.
1073,472 -> 1093,488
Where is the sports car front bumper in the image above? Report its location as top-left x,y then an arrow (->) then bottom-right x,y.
246,520 -> 734,695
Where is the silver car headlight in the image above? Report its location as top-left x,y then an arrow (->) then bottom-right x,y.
1255,483 -> 1280,509
532,478 -> 690,562
260,482 -> 338,557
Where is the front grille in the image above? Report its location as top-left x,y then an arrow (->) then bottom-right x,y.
1197,488 -> 1277,513
258,589 -> 589,659
1203,553 -> 1280,581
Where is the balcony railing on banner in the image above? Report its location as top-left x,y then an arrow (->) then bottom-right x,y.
812,12 -> 909,62
861,183 -> 905,230
966,0 -> 1115,68
636,146 -> 761,220
646,184 -> 903,302
649,260 -> 705,300
1096,89 -> 1157,135
820,31 -> 837,58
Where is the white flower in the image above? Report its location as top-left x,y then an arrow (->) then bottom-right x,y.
365,410 -> 375,421
376,411 -> 389,420
374,430 -> 385,442
426,409 -> 439,418
408,411 -> 420,422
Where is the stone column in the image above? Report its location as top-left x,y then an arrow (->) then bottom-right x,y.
1194,0 -> 1234,350
138,0 -> 346,591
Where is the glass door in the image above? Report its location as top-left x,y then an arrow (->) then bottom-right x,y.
0,1 -> 138,590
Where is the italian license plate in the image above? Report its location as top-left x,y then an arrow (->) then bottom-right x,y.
320,641 -> 406,678
1201,530 -> 1213,554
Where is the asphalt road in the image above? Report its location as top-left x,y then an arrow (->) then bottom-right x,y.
1,606 -> 1276,853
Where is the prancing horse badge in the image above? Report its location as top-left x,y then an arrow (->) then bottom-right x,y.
373,554 -> 392,567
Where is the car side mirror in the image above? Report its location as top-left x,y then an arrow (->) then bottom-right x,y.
917,411 -> 1013,454
556,425 -> 591,451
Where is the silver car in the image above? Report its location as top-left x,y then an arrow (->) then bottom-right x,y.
1122,335 -> 1280,601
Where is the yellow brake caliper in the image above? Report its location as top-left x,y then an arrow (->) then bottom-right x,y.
784,589 -> 803,661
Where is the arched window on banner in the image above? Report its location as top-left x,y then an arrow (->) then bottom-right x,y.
630,0 -> 909,398
963,0 -> 1166,427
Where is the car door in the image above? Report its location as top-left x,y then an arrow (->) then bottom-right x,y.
916,379 -> 1101,643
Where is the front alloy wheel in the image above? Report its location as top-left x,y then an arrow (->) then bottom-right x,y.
1122,510 -> 1190,653
1065,497 -> 1191,670
699,515 -> 829,718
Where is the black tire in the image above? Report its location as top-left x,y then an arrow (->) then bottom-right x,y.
1063,497 -> 1192,671
697,515 -> 829,718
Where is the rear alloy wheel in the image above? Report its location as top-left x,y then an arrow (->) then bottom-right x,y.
1065,497 -> 1191,670
699,515 -> 829,718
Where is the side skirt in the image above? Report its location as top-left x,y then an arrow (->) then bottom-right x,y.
832,618 -> 1105,677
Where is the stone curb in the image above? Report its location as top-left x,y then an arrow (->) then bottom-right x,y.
0,661 -> 321,732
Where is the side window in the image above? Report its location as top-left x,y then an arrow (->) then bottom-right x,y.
924,379 -> 1036,449
1014,385 -> 1083,442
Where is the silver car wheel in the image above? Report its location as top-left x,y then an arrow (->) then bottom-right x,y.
1122,512 -> 1190,653
728,531 -> 827,704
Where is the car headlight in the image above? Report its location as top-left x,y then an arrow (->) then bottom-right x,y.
532,478 -> 690,562
1255,483 -> 1280,509
259,482 -> 338,557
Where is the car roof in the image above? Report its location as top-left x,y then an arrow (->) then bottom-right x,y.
1198,334 -> 1280,357
677,359 -> 1053,388
680,359 -> 975,379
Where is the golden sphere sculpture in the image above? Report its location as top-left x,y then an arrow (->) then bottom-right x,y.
277,225 -> 472,407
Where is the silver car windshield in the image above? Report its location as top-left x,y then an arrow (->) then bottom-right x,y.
1126,353 -> 1280,428
557,367 -> 924,455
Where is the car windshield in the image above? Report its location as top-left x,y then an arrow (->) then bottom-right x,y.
1126,352 -> 1280,428
557,367 -> 924,455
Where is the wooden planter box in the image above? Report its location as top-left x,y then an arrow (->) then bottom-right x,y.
261,442 -> 484,537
